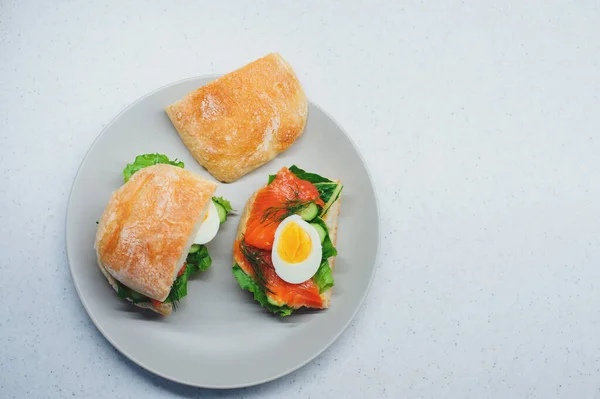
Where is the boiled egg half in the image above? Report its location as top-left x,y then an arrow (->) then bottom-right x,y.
194,200 -> 220,244
272,215 -> 322,284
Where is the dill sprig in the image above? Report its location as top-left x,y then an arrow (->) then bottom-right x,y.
260,182 -> 313,225
239,239 -> 273,294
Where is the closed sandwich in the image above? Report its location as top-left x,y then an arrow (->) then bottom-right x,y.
95,154 -> 232,315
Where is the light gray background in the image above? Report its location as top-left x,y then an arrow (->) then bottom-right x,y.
1,0 -> 599,398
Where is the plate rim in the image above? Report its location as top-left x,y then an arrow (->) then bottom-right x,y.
65,75 -> 381,389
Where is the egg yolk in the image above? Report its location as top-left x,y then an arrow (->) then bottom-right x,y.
203,209 -> 209,222
277,222 -> 312,264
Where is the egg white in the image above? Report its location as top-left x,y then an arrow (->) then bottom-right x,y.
194,200 -> 220,245
272,215 -> 322,284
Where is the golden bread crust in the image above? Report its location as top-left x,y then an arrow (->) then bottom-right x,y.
95,164 -> 217,302
233,179 -> 341,309
165,53 -> 308,183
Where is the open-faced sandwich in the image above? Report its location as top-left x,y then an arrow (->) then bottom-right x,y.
233,166 -> 343,316
165,53 -> 308,183
94,153 -> 233,315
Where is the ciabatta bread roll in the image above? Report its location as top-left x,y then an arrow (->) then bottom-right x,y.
165,53 -> 308,183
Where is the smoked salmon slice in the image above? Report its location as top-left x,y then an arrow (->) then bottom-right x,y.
244,167 -> 323,250
234,239 -> 323,308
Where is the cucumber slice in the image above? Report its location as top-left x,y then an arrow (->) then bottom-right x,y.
310,223 -> 327,243
214,202 -> 227,224
320,182 -> 343,216
314,182 -> 338,204
188,244 -> 201,254
117,282 -> 149,303
267,295 -> 284,307
299,203 -> 318,221
128,290 -> 149,303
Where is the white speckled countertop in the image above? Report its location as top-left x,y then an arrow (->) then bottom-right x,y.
2,1 -> 600,397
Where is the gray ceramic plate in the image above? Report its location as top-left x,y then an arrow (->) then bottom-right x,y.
66,76 -> 380,388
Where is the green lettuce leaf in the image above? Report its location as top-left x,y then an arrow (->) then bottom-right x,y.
165,245 -> 212,303
289,165 -> 332,184
267,174 -> 276,184
166,271 -> 189,303
123,153 -> 184,183
186,244 -> 212,272
310,217 -> 336,293
311,217 -> 338,259
212,196 -> 233,223
313,260 -> 334,294
232,264 -> 294,317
